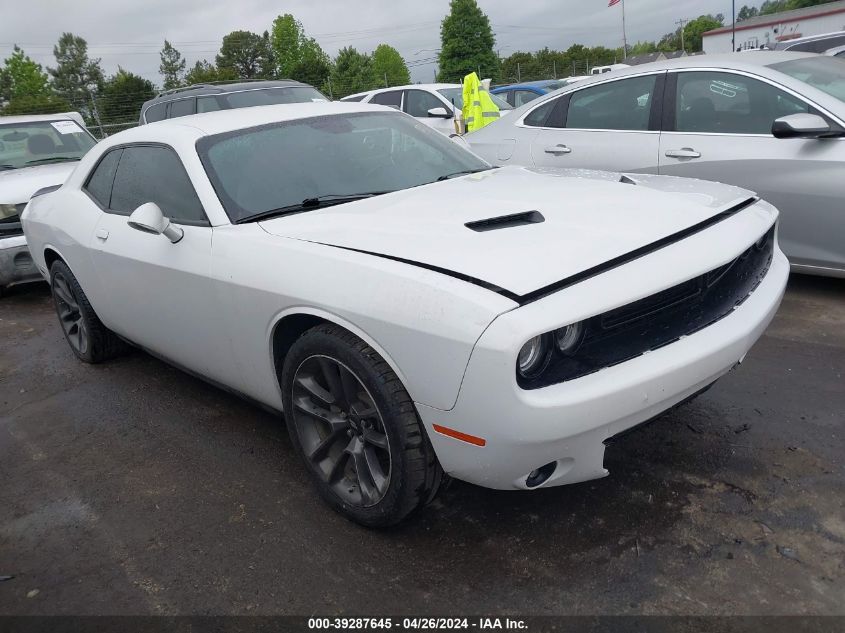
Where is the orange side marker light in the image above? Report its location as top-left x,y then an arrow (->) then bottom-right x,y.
432,424 -> 486,447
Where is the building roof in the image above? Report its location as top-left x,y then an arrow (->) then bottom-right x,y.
625,52 -> 665,66
705,0 -> 845,36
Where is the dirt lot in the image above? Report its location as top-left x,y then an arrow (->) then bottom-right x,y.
1,275 -> 843,616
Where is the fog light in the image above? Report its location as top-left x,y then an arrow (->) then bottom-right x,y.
526,461 -> 557,488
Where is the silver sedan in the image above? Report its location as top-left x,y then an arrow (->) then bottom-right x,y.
467,52 -> 845,277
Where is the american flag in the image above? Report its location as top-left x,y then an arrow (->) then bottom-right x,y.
608,0 -> 622,6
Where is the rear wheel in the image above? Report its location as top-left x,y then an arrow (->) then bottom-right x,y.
49,260 -> 125,363
282,324 -> 443,527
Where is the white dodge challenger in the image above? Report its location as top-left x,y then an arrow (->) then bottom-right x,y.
22,102 -> 788,526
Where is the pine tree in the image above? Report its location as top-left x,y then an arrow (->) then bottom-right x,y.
49,33 -> 104,107
159,40 -> 186,90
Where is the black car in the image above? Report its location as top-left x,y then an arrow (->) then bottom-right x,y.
138,80 -> 329,124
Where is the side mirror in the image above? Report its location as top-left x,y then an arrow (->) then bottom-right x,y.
427,106 -> 451,118
772,113 -> 831,139
127,202 -> 183,244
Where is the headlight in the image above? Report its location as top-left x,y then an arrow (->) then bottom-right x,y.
554,322 -> 584,356
517,334 -> 552,379
0,203 -> 24,220
517,322 -> 584,380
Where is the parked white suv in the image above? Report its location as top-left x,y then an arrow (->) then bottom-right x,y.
340,83 -> 512,135
0,112 -> 97,295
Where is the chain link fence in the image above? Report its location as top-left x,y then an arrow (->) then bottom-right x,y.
2,59 -> 613,138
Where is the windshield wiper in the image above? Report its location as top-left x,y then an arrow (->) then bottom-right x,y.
436,168 -> 494,182
237,191 -> 393,224
0,164 -> 16,171
24,156 -> 79,166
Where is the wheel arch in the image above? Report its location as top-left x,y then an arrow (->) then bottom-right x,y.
269,307 -> 412,404
43,246 -> 65,272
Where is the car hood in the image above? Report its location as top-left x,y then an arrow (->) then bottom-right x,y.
259,166 -> 756,298
0,162 -> 78,204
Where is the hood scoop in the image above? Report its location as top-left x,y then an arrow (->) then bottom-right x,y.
465,210 -> 545,232
619,174 -> 638,185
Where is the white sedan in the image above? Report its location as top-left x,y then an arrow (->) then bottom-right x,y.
22,102 -> 788,526
340,83 -> 512,135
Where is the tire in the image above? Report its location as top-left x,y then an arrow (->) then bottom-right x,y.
49,260 -> 126,363
282,324 -> 443,527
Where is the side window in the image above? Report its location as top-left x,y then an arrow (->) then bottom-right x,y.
370,90 -> 403,110
494,90 -> 513,106
109,146 -> 207,226
523,98 -> 557,127
143,103 -> 166,123
567,75 -> 657,131
405,89 -> 447,117
675,71 -> 810,135
514,90 -> 540,107
84,149 -> 122,208
197,96 -> 222,113
168,98 -> 196,119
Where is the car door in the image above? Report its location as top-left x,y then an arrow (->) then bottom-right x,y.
527,72 -> 664,173
513,89 -> 541,107
87,144 -> 224,376
659,69 -> 845,272
404,88 -> 455,135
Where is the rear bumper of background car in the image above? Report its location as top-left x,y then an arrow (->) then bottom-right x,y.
416,249 -> 789,491
0,235 -> 42,290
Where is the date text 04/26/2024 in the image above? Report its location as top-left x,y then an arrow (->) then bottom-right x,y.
307,618 -> 528,630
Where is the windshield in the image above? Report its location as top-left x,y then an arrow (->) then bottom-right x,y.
770,56 -> 845,103
198,111 -> 491,222
221,86 -> 328,109
0,119 -> 96,171
437,88 -> 513,111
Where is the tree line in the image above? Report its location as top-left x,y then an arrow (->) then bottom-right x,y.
6,0 -> 828,133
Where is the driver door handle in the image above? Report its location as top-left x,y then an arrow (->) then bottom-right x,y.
95,228 -> 109,241
544,144 -> 572,155
665,147 -> 701,159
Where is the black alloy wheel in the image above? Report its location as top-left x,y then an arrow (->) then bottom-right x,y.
49,259 -> 126,363
282,324 -> 443,527
52,268 -> 89,357
291,355 -> 392,507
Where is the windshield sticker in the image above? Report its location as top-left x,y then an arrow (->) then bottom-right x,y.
50,120 -> 84,135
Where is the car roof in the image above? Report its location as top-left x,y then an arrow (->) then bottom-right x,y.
143,80 -> 314,105
551,51 -> 820,86
0,112 -> 84,125
348,83 -> 460,99
111,101 -> 399,141
493,80 -> 557,91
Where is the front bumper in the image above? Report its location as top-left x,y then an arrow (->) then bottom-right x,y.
417,247 -> 789,491
0,235 -> 42,290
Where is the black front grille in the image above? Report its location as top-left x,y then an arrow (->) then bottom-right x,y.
0,202 -> 25,238
519,225 -> 776,389
0,219 -> 23,238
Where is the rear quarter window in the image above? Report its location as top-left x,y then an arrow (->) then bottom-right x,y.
143,102 -> 167,123
84,149 -> 122,207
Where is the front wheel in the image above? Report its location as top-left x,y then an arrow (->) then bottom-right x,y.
282,324 -> 443,527
49,260 -> 126,363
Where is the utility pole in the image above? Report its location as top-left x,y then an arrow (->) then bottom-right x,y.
732,0 -> 737,51
622,0 -> 628,60
676,18 -> 690,53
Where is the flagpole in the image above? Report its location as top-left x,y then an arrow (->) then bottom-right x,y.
622,0 -> 628,60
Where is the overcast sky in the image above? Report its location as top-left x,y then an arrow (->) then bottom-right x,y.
1,0 -> 757,85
